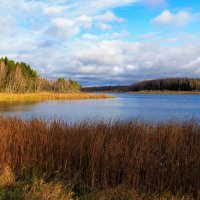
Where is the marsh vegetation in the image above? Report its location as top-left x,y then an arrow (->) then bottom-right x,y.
0,116 -> 199,199
0,92 -> 111,101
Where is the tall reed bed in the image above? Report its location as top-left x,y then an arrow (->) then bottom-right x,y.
0,116 -> 199,198
0,92 -> 111,101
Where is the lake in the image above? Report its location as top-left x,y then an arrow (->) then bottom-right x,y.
0,93 -> 200,122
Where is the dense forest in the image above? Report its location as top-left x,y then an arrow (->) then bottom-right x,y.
81,85 -> 130,92
130,78 -> 200,91
82,78 -> 200,92
0,57 -> 80,93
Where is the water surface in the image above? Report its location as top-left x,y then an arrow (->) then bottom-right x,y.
0,93 -> 199,122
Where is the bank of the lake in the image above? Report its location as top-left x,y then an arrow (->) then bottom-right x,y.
129,90 -> 200,94
86,90 -> 200,94
0,92 -> 112,101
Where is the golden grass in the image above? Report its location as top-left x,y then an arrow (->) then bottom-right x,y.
22,179 -> 73,200
80,186 -> 194,200
0,165 -> 15,187
0,166 -> 73,200
0,92 -> 113,101
129,90 -> 200,94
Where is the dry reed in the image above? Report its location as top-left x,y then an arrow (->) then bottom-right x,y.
0,116 -> 199,198
0,92 -> 112,101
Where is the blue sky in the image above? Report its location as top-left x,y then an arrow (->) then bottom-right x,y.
0,0 -> 200,85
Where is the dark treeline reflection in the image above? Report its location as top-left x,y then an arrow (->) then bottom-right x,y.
0,101 -> 38,112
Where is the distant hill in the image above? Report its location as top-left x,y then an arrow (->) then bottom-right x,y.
0,57 -> 80,93
81,78 -> 200,92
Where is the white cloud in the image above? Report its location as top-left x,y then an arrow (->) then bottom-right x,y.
96,23 -> 112,30
181,57 -> 200,71
77,15 -> 93,28
152,10 -> 196,27
107,31 -> 129,38
95,11 -> 124,22
46,15 -> 93,39
47,18 -> 80,38
0,15 -> 18,36
45,10 -> 123,38
43,5 -> 67,15
82,31 -> 129,40
82,33 -> 99,40
138,32 -> 158,40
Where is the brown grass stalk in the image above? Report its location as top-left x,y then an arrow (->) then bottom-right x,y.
0,116 -> 199,198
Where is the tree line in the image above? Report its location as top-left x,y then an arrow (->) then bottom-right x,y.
82,78 -> 200,92
130,78 -> 200,91
0,57 -> 80,93
81,85 -> 130,92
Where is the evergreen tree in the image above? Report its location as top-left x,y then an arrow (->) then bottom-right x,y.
0,57 -> 81,93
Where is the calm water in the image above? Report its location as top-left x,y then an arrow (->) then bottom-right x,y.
0,93 -> 200,122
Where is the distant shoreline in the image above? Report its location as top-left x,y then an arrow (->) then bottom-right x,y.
81,77 -> 200,94
128,90 -> 200,94
0,92 -> 113,101
88,90 -> 200,94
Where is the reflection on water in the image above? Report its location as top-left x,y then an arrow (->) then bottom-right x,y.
0,94 -> 200,122
0,101 -> 39,112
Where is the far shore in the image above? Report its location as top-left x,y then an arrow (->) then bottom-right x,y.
0,92 -> 113,101
128,90 -> 200,94
87,90 -> 200,94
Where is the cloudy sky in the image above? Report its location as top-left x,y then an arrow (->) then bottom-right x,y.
0,0 -> 200,85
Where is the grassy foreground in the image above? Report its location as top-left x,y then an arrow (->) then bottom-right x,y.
0,92 -> 112,101
0,117 -> 199,199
